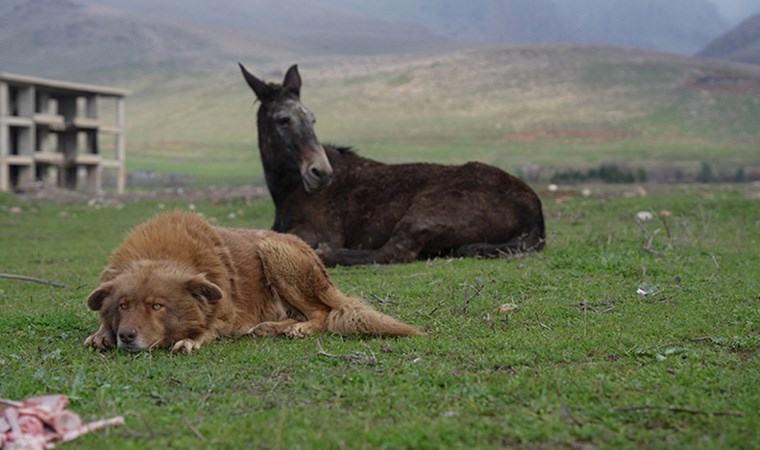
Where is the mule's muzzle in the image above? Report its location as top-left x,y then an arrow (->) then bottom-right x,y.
301,144 -> 333,193
304,164 -> 333,193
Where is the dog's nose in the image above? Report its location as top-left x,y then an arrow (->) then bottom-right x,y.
118,328 -> 137,344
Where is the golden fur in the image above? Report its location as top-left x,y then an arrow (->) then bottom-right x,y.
84,211 -> 422,353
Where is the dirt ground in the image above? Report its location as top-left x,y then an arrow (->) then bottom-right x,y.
14,184 -> 269,206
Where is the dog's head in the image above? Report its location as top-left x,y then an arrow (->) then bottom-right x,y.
86,262 -> 223,352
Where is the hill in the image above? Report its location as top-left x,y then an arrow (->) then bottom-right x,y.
0,0 -> 454,83
119,45 -> 760,186
0,0 -> 275,81
324,0 -> 727,54
84,0 -> 728,55
1,0 -> 758,187
0,0 -> 729,82
698,12 -> 760,65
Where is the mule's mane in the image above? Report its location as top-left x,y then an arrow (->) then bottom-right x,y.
328,145 -> 356,156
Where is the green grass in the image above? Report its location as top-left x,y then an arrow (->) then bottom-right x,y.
1,185 -> 758,449
126,143 -> 263,187
115,46 -> 760,186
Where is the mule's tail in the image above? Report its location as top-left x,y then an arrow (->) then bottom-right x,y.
325,291 -> 424,337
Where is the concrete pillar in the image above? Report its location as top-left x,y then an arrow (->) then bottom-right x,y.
0,81 -> 8,192
116,97 -> 125,193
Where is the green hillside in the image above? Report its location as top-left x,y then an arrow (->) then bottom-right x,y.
121,45 -> 760,186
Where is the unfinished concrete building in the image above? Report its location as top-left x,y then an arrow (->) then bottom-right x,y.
0,72 -> 127,193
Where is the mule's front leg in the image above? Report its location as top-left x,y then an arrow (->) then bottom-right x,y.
327,231 -> 425,266
324,248 -> 407,266
311,242 -> 335,263
307,241 -> 380,267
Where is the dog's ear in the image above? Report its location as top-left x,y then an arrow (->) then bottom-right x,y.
98,266 -> 121,283
87,284 -> 112,311
185,276 -> 224,303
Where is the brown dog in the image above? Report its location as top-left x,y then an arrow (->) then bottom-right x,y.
84,211 -> 422,353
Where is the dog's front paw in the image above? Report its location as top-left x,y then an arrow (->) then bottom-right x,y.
172,339 -> 201,354
284,322 -> 315,339
84,327 -> 114,350
248,323 -> 277,337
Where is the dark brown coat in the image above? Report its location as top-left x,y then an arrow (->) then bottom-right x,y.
240,64 -> 545,266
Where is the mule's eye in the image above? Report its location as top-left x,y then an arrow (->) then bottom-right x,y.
276,117 -> 291,126
152,303 -> 164,311
119,303 -> 128,310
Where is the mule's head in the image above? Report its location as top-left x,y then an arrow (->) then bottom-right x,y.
239,63 -> 333,193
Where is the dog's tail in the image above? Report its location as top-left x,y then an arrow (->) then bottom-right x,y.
325,290 -> 424,337
256,231 -> 423,337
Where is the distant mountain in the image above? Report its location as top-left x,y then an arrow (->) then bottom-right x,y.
551,0 -> 726,54
707,0 -> 759,27
0,0 -> 277,81
323,0 -> 728,54
0,0 -> 453,82
698,13 -> 760,64
0,0 -> 735,83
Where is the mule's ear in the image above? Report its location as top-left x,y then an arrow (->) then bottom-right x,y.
186,276 -> 224,304
87,284 -> 112,311
239,62 -> 272,101
282,64 -> 301,97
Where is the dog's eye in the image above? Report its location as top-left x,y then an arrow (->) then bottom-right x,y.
119,303 -> 128,310
152,303 -> 164,311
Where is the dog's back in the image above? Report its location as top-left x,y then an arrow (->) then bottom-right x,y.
103,212 -> 236,289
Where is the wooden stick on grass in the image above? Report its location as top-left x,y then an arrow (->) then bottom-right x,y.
616,405 -> 744,417
0,273 -> 67,288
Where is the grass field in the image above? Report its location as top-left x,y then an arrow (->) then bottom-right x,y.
1,184 -> 758,449
119,45 -> 760,187
3,41 -> 760,449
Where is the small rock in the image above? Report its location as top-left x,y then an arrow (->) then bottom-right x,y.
498,303 -> 520,314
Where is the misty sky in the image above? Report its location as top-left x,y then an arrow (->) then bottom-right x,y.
709,0 -> 759,24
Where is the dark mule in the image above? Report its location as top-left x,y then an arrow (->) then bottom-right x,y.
239,63 -> 546,266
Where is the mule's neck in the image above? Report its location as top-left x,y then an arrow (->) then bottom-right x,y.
257,113 -> 301,198
260,150 -> 301,206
